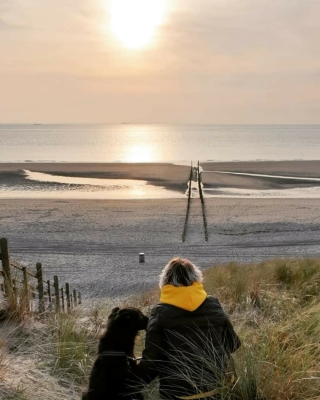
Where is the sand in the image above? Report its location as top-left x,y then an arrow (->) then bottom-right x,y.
1,160 -> 320,299
1,197 -> 320,299
201,160 -> 320,190
0,162 -> 190,191
2,161 -> 320,194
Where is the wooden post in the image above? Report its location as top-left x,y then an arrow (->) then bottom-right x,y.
73,289 -> 77,307
60,287 -> 65,313
12,279 -> 17,297
198,161 -> 208,241
0,238 -> 13,297
47,280 -> 52,310
65,283 -> 71,312
54,275 -> 60,313
36,263 -> 45,313
182,164 -> 193,242
78,291 -> 82,305
22,267 -> 30,312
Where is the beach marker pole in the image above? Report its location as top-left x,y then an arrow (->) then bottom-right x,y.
139,253 -> 145,263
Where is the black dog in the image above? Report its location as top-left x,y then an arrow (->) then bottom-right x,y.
82,307 -> 149,400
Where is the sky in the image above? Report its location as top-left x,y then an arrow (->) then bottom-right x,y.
0,0 -> 319,124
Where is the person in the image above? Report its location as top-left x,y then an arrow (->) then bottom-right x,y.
138,257 -> 241,400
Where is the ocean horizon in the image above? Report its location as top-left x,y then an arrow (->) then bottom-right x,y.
1,124 -> 320,199
1,123 -> 320,163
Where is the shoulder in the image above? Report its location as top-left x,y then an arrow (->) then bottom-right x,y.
198,296 -> 229,322
150,302 -> 173,319
200,295 -> 223,309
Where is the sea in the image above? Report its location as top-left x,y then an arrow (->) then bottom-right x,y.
1,124 -> 320,199
2,124 -> 320,297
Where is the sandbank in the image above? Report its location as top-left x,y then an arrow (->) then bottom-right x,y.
1,161 -> 320,194
201,160 -> 320,190
0,162 -> 190,191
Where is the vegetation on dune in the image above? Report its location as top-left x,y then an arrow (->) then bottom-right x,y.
1,258 -> 320,399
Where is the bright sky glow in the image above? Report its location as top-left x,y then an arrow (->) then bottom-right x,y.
109,0 -> 165,49
1,0 -> 320,123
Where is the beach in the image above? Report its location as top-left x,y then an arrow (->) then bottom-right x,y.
0,162 -> 190,190
1,161 -> 320,197
1,161 -> 320,299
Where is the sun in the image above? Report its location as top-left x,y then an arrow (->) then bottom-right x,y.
109,0 -> 165,49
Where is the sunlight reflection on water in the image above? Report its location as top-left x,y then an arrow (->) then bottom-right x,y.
0,170 -> 184,199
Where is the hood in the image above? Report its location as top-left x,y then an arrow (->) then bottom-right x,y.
160,282 -> 207,311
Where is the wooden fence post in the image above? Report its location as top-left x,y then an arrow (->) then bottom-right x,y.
36,263 -> 45,313
65,283 -> 71,312
0,238 -> 13,297
54,275 -> 60,313
60,287 -> 65,313
12,279 -> 17,297
73,289 -> 77,307
22,267 -> 30,312
47,280 -> 52,310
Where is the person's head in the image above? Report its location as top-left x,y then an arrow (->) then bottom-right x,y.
159,257 -> 203,289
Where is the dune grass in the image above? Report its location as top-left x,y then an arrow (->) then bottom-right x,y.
1,257 -> 320,399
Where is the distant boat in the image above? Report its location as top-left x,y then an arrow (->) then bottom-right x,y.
33,123 -> 42,125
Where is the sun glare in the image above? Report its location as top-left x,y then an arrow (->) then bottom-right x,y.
110,0 -> 165,49
124,144 -> 157,162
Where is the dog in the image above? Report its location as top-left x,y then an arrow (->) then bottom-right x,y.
82,307 -> 149,400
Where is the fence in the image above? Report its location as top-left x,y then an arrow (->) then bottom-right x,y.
0,237 -> 81,313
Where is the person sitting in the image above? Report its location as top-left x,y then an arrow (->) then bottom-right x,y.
138,257 -> 241,400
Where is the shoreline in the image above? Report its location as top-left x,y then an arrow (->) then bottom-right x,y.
1,161 -> 320,197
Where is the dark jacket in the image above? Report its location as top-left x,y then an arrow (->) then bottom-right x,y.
139,283 -> 241,399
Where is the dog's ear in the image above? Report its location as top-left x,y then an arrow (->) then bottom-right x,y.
108,307 -> 120,319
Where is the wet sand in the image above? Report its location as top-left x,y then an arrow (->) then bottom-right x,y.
0,163 -> 190,192
201,160 -> 320,190
1,161 -> 320,194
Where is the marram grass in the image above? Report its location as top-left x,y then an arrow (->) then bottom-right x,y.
0,257 -> 320,399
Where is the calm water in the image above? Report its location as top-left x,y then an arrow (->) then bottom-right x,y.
1,124 -> 320,199
1,124 -> 320,163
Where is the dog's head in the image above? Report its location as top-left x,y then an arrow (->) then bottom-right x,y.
107,307 -> 149,333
